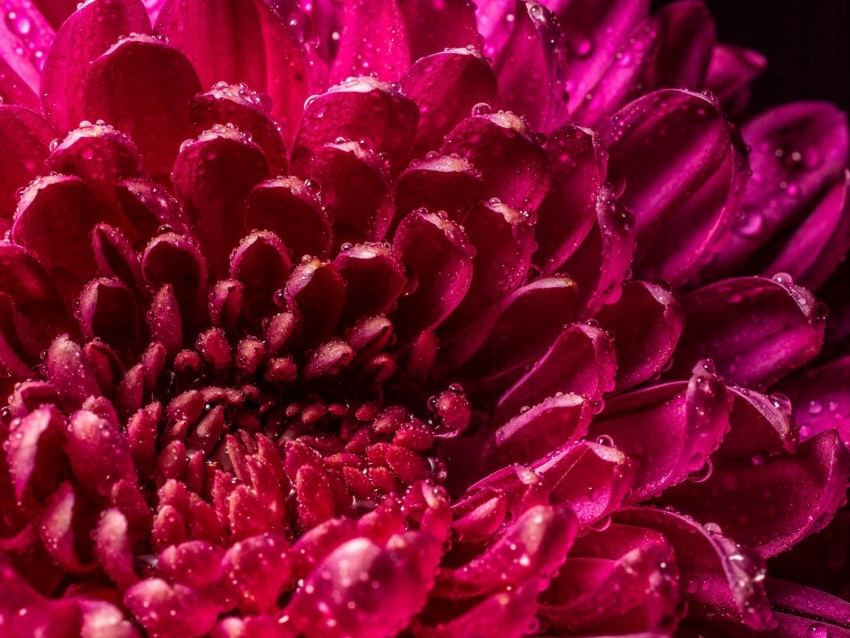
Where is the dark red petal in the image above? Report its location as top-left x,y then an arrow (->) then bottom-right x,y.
615,507 -> 775,630
439,199 -> 535,340
777,355 -> 850,449
441,277 -> 580,392
172,125 -> 269,278
717,386 -> 796,462
38,481 -> 96,573
441,111 -> 552,211
0,292 -> 37,379
149,285 -> 184,356
596,280 -> 683,392
533,441 -> 635,527
244,177 -> 331,261
541,524 -> 679,635
191,83 -> 288,176
605,89 -> 747,287
115,178 -> 190,243
283,258 -> 345,346
81,35 -> 203,179
11,174 -> 101,296
671,275 -> 825,390
495,1 -> 567,131
488,393 -> 591,467
534,125 -> 607,274
293,140 -> 393,246
708,102 -> 849,278
41,0 -> 152,133
67,408 -> 135,498
287,533 -> 440,638
142,232 -> 209,333
230,230 -> 291,329
434,505 -> 575,599
399,0 -> 480,62
293,77 -> 418,179
591,361 -> 730,502
330,0 -> 410,83
0,105 -> 53,223
154,0 -> 266,94
762,580 -> 850,638
78,277 -> 139,353
391,210 -> 474,341
5,405 -> 66,501
495,324 -> 616,424
334,242 -> 406,324
558,187 -> 635,317
765,170 -> 850,290
92,223 -> 145,290
660,429 -> 850,558
45,334 -> 101,409
394,154 -> 482,226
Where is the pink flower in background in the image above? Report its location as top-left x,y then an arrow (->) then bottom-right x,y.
0,0 -> 849,636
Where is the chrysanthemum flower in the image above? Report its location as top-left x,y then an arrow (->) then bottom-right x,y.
0,0 -> 849,636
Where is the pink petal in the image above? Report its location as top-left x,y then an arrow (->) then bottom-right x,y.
533,441 -> 635,526
287,532 -> 440,638
400,48 -> 497,155
38,481 -> 96,573
440,276 -> 580,392
761,579 -> 850,638
191,83 -> 288,176
557,186 -> 635,317
703,44 -> 766,117
293,77 -> 418,179
41,0 -> 151,133
541,523 -> 680,635
391,210 -> 474,341
708,102 -> 849,279
488,393 -> 591,467
220,533 -> 292,613
244,177 -> 331,261
329,0 -> 409,83
81,34 -> 203,179
615,507 -> 775,630
0,105 -> 54,223
591,361 -> 730,501
45,334 -> 102,408
534,125 -> 607,274
495,323 -> 616,423
605,89 -> 747,287
671,275 -> 825,390
124,578 -> 222,638
441,110 -> 552,211
596,280 -> 683,392
765,170 -> 850,290
0,55 -> 40,110
438,199 -> 535,340
93,507 -> 138,588
67,408 -> 135,498
394,153 -> 483,225
78,598 -> 142,638
494,1 -> 567,131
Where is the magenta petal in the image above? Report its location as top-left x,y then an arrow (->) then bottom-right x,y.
488,393 -> 591,467
94,507 -> 138,588
0,56 -> 40,111
558,187 -> 635,317
154,0 -> 267,94
172,126 -> 269,279
615,507 -> 775,630
671,275 -> 825,389
394,154 -> 483,225
287,532 -> 440,638
660,429 -> 850,558
541,524 -> 679,635
765,171 -> 850,289
591,361 -> 730,502
5,405 -> 65,501
230,231 -> 292,329
78,598 -> 142,638
148,284 -> 184,356
605,89 -> 746,287
534,125 -> 607,274
435,504 -> 575,598
115,178 -> 189,243
401,49 -> 497,157
78,277 -> 139,352
330,0 -> 410,83
495,324 -> 616,423
391,210 -> 474,341
440,277 -> 580,392
124,578 -> 221,638
41,0 -> 152,133
442,111 -> 552,211
0,105 -> 54,224
703,44 -> 766,116
81,35 -> 203,179
777,355 -> 850,448
533,441 -> 635,526
596,280 -> 683,392
67,408 -> 135,498
398,0 -> 480,62
293,77 -> 418,179
39,482 -> 96,573
284,259 -> 345,346
718,386 -> 796,461
709,102 -> 850,278
220,533 -> 292,613
761,580 -> 850,638
92,223 -> 145,290
0,292 -> 37,379
495,1 -> 567,131
438,199 -> 535,340
334,243 -> 406,324
45,334 -> 101,408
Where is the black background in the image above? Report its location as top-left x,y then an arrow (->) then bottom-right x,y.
652,0 -> 850,113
